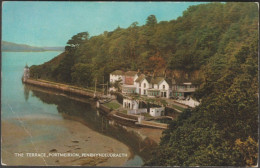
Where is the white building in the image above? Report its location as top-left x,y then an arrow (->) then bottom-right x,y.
110,70 -> 125,83
150,107 -> 165,117
157,79 -> 171,98
135,74 -> 149,95
172,78 -> 199,99
122,71 -> 138,94
23,64 -> 30,82
135,75 -> 172,98
123,98 -> 139,110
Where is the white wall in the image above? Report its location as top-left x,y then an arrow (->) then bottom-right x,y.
127,108 -> 147,115
123,98 -> 139,109
158,80 -> 170,98
150,107 -> 165,117
133,74 -> 138,83
110,74 -> 125,84
140,79 -> 149,95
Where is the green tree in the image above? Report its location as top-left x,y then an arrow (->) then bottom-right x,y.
146,15 -> 157,26
65,32 -> 89,51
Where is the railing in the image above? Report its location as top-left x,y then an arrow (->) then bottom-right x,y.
127,108 -> 147,115
138,120 -> 168,129
173,88 -> 196,92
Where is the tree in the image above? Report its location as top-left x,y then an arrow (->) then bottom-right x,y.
146,15 -> 157,26
148,52 -> 166,75
111,79 -> 123,92
71,63 -> 93,87
65,32 -> 89,51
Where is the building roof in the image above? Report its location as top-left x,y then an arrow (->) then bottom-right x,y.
172,77 -> 191,85
111,70 -> 124,76
122,84 -> 136,88
125,71 -> 138,76
135,74 -> 146,83
150,77 -> 165,85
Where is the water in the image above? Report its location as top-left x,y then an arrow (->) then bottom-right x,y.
1,52 -> 158,166
2,52 -> 62,119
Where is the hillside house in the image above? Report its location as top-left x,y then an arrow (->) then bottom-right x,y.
148,77 -> 172,98
122,71 -> 138,94
135,74 -> 149,95
124,71 -> 138,85
172,78 -> 199,99
135,75 -> 172,98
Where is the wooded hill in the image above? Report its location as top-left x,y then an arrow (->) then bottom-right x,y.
30,2 -> 258,166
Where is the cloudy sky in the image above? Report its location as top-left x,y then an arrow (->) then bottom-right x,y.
2,1 -> 208,47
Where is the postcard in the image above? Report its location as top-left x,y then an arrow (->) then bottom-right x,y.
1,1 -> 258,167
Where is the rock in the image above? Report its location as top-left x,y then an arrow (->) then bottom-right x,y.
50,149 -> 57,152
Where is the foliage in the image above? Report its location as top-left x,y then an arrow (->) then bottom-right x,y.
145,30 -> 258,166
110,79 -> 123,92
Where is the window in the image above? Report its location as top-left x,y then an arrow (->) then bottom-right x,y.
144,83 -> 146,88
139,83 -> 141,87
144,90 -> 146,95
152,84 -> 154,88
163,85 -> 165,89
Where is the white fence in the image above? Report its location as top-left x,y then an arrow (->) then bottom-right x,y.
127,108 -> 147,115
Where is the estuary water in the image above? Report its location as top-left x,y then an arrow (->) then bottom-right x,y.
1,52 -> 160,166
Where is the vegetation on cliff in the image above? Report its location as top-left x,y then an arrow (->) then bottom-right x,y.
30,2 -> 258,166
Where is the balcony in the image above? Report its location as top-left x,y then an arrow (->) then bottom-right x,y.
122,84 -> 136,94
173,87 -> 197,92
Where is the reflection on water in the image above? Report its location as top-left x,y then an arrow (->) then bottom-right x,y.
25,84 -> 158,165
24,84 -> 30,101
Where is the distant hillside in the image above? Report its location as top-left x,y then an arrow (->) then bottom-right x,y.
1,41 -> 64,52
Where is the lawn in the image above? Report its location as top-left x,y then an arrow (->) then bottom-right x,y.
172,104 -> 186,112
103,102 -> 121,110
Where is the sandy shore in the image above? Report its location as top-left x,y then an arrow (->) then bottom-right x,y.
1,116 -> 130,166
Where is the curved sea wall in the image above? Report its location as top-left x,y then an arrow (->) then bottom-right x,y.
23,78 -> 103,99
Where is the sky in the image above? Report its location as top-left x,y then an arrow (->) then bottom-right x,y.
2,1 -> 209,47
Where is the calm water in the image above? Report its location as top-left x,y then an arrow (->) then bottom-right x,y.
1,52 -> 156,166
2,52 -> 62,119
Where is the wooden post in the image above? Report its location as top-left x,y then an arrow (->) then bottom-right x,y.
107,81 -> 109,96
94,78 -> 97,98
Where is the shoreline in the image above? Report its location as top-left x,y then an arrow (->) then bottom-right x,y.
1,117 -> 131,166
2,79 -> 164,166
